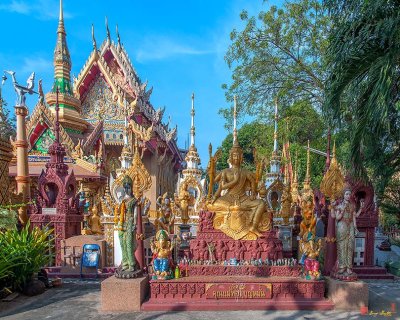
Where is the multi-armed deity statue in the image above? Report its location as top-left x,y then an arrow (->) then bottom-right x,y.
206,97 -> 271,241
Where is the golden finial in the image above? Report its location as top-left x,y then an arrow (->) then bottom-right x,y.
116,24 -> 121,46
304,140 -> 311,186
320,140 -> 344,201
91,24 -> 97,50
233,95 -> 238,145
57,0 -> 65,34
105,16 -> 111,41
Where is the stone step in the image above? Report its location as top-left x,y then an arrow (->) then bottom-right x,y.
353,266 -> 395,280
357,274 -> 394,280
141,298 -> 334,311
353,266 -> 389,274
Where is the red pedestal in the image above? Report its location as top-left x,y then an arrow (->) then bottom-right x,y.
190,211 -> 283,262
142,276 -> 333,311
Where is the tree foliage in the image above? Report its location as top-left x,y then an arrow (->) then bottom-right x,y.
380,174 -> 400,229
324,0 -> 400,193
222,0 -> 330,123
216,101 -> 328,189
0,90 -> 15,139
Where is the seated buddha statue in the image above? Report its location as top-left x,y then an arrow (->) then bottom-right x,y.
207,139 -> 271,240
89,204 -> 103,235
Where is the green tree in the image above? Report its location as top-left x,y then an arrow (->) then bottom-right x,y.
0,88 -> 15,139
216,101 -> 328,189
325,0 -> 400,194
380,174 -> 400,229
222,0 -> 330,122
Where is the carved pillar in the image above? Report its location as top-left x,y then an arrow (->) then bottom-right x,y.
323,213 -> 337,275
0,138 -> 12,205
14,105 -> 30,224
364,227 -> 375,266
101,215 -> 115,266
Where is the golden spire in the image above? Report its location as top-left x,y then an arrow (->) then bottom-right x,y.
52,0 -> 72,91
304,140 -> 311,187
190,92 -> 195,147
291,152 -> 299,203
273,97 -> 278,155
184,93 -> 201,170
233,95 -> 238,145
57,0 -> 65,34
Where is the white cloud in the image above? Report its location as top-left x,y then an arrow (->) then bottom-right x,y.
135,36 -> 215,63
21,56 -> 52,74
0,0 -> 73,20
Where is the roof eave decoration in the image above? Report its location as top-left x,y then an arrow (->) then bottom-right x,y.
27,101 -> 75,155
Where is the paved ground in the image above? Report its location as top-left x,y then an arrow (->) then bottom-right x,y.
0,278 -> 398,320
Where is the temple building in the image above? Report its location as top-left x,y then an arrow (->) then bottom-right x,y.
8,0 -> 183,215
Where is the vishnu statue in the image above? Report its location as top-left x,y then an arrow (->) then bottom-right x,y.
150,229 -> 174,279
207,139 -> 271,240
114,175 -> 141,278
331,185 -> 364,279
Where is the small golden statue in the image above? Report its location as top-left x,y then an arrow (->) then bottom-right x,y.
207,139 -> 271,240
150,229 -> 174,280
280,182 -> 292,225
206,143 -> 222,200
89,203 -> 103,235
299,141 -> 316,238
173,189 -> 190,225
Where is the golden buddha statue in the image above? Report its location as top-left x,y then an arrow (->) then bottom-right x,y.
89,203 -> 103,235
207,139 -> 271,240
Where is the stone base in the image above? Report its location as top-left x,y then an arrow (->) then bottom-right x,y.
101,275 -> 149,312
142,275 -> 334,311
326,277 -> 368,311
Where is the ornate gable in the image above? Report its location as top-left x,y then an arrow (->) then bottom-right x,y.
81,75 -> 124,121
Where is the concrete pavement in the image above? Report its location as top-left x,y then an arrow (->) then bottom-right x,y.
0,278 -> 398,320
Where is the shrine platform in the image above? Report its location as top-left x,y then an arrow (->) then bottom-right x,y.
141,274 -> 334,311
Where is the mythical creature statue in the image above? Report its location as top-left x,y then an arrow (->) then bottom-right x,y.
331,185 -> 364,279
207,140 -> 271,240
150,229 -> 174,280
3,71 -> 37,107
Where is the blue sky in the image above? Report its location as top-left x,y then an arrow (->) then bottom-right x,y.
0,0 -> 273,166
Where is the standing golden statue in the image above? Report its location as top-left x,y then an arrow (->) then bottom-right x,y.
206,143 -> 221,200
